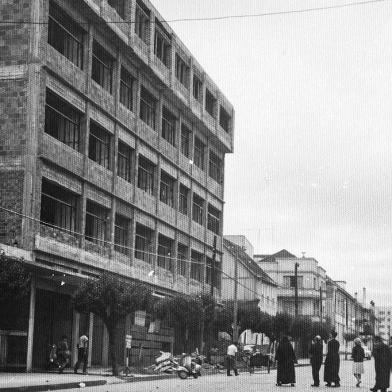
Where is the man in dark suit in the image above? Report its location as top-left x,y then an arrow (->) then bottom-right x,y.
309,335 -> 323,387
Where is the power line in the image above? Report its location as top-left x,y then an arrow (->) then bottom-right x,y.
0,204 -> 277,304
0,0 -> 390,25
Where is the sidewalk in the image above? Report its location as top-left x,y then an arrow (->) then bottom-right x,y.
0,360 -> 312,392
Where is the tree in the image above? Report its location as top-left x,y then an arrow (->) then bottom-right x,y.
311,321 -> 331,342
238,302 -> 263,334
259,313 -> 275,341
291,316 -> 312,340
274,312 -> 293,339
344,332 -> 357,342
0,253 -> 31,304
73,273 -> 152,375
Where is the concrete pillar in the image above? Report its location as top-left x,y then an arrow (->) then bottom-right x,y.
102,324 -> 109,367
88,313 -> 94,367
26,277 -> 36,372
72,311 -> 80,366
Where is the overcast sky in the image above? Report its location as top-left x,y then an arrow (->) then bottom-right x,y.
151,0 -> 392,306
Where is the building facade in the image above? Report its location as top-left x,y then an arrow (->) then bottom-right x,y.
222,237 -> 277,316
0,0 -> 234,370
376,306 -> 392,343
255,251 -> 327,322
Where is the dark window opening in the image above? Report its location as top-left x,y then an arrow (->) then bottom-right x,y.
154,19 -> 171,67
137,156 -> 155,195
207,204 -> 221,235
205,89 -> 216,118
159,171 -> 175,207
85,201 -> 109,246
177,244 -> 188,277
40,179 -> 77,233
175,54 -> 189,88
219,106 -> 231,133
45,89 -> 81,151
179,184 -> 189,216
135,0 -> 150,44
193,74 -> 202,102
48,2 -> 84,68
140,87 -> 157,129
161,107 -> 176,146
120,67 -> 134,111
108,0 -> 125,19
114,214 -> 129,255
135,223 -> 153,263
209,151 -> 223,183
117,141 -> 132,182
157,234 -> 173,271
191,250 -> 203,282
92,41 -> 114,93
192,194 -> 204,225
194,137 -> 205,170
180,124 -> 191,158
89,122 -> 111,169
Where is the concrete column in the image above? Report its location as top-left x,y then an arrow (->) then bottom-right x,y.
88,313 -> 94,367
102,324 -> 109,367
72,311 -> 80,366
26,277 -> 36,372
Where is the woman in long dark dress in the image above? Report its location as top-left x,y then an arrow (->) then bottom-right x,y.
276,336 -> 297,386
324,331 -> 340,387
371,336 -> 392,392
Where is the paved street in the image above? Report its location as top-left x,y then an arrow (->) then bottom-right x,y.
55,360 -> 377,392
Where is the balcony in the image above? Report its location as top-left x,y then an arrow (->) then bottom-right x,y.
40,223 -> 80,248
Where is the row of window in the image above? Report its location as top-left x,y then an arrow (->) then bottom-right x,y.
40,178 -> 221,286
47,1 -> 232,133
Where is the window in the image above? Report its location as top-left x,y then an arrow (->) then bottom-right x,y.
206,257 -> 221,289
219,106 -> 231,133
177,244 -> 188,276
45,90 -> 81,151
85,201 -> 108,246
175,54 -> 189,88
48,2 -> 84,68
140,87 -> 157,129
206,257 -> 213,286
283,275 -> 304,288
209,151 -> 223,183
135,0 -> 150,44
205,89 -> 216,118
193,74 -> 202,102
120,67 -> 134,111
207,205 -> 221,234
89,122 -> 111,169
154,20 -> 171,67
157,234 -> 173,271
117,141 -> 133,182
194,137 -> 205,170
191,250 -> 203,282
92,41 -> 114,93
180,124 -> 191,158
114,214 -> 129,255
108,0 -> 125,19
137,156 -> 155,195
40,179 -> 77,233
179,184 -> 189,215
135,223 -> 153,263
161,107 -> 176,146
192,194 -> 204,225
159,171 -> 175,207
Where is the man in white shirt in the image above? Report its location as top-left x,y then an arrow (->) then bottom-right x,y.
74,333 -> 89,374
226,343 -> 239,376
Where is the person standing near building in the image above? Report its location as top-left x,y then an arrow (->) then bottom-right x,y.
370,336 -> 392,392
74,333 -> 89,374
226,342 -> 239,376
351,338 -> 364,387
57,335 -> 70,374
324,331 -> 340,387
276,336 -> 297,386
309,335 -> 323,387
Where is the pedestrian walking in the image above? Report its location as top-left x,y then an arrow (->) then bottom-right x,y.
324,331 -> 340,387
74,333 -> 89,374
57,335 -> 70,374
309,335 -> 323,387
351,337 -> 365,387
226,342 -> 239,376
370,336 -> 392,392
276,336 -> 297,386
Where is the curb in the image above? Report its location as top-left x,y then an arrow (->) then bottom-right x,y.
0,380 -> 107,392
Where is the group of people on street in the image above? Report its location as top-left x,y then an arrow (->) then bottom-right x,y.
226,331 -> 392,391
49,333 -> 89,374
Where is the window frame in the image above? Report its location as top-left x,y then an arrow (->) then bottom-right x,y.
209,151 -> 223,183
137,156 -> 155,195
161,107 -> 176,146
114,214 -> 129,255
193,74 -> 203,102
159,171 -> 175,207
120,67 -> 134,111
157,234 -> 173,271
179,184 -> 189,216
192,194 -> 204,225
219,105 -> 231,133
92,41 -> 114,93
207,204 -> 221,235
134,223 -> 153,263
194,137 -> 205,170
89,122 -> 112,170
85,201 -> 109,246
154,20 -> 171,68
117,141 -> 133,182
177,243 -> 188,277
140,87 -> 157,129
180,124 -> 191,158
135,0 -> 150,44
175,53 -> 189,88
190,250 -> 203,282
205,89 -> 216,118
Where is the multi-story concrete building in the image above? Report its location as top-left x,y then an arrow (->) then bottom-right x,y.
376,306 -> 392,342
255,250 -> 327,322
222,237 -> 277,316
0,0 -> 234,370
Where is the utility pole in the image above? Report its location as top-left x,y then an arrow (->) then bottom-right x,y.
319,286 -> 323,322
233,246 -> 240,343
294,262 -> 299,317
